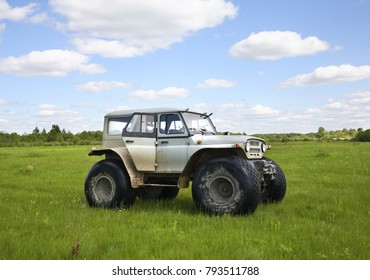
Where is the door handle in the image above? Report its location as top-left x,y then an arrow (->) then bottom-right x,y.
161,141 -> 169,144
125,140 -> 134,143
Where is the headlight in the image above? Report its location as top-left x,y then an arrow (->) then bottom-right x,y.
261,144 -> 267,153
261,144 -> 271,153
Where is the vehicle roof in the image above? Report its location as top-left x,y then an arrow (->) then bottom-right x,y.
105,107 -> 202,117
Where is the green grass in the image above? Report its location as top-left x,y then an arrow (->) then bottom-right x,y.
0,142 -> 369,260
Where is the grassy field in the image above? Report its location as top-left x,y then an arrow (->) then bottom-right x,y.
0,142 -> 369,260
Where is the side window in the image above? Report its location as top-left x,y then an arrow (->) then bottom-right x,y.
159,114 -> 186,136
108,117 -> 130,135
123,114 -> 155,137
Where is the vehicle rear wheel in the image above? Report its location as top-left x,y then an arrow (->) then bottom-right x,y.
192,156 -> 261,215
85,160 -> 136,208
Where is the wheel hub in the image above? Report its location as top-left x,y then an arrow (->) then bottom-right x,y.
209,177 -> 235,203
94,175 -> 115,202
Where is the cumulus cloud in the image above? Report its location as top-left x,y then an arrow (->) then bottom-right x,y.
0,49 -> 106,76
250,104 -> 280,115
208,89 -> 370,134
229,31 -> 329,60
220,103 -> 245,109
325,101 -> 351,110
316,92 -> 370,126
37,104 -> 79,118
347,91 -> 370,105
278,64 -> 370,88
0,0 -> 38,21
196,78 -> 238,89
128,87 -> 189,100
75,81 -> 133,93
50,0 -> 237,57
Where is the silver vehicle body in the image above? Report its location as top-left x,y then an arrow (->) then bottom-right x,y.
89,108 -> 269,189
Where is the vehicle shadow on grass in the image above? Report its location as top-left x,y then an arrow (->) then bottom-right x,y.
132,195 -> 200,216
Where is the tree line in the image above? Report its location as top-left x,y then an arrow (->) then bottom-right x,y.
0,125 -> 369,147
0,124 -> 102,147
254,127 -> 370,142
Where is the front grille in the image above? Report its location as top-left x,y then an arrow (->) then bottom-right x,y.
249,140 -> 260,146
246,139 -> 263,159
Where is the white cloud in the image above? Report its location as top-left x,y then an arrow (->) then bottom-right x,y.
0,0 -> 38,21
104,106 -> 130,114
71,38 -> 152,58
37,104 -> 79,118
209,89 -> 370,133
250,104 -> 280,116
325,101 -> 350,110
279,64 -> 370,88
50,0 -> 237,57
75,81 -> 133,93
0,49 -> 106,76
196,78 -> 238,89
30,103 -> 91,133
193,103 -> 211,111
229,31 -> 329,60
0,97 -> 7,105
220,103 -> 245,109
347,91 -> 370,105
305,108 -> 321,114
128,87 -> 189,100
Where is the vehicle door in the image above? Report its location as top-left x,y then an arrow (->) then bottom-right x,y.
122,113 -> 156,171
156,113 -> 189,172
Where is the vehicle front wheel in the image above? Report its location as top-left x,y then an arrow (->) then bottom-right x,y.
85,160 -> 136,208
192,156 -> 261,215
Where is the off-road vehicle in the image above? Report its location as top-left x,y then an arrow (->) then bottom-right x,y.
85,108 -> 286,215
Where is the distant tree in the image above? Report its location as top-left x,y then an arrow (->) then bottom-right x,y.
354,129 -> 370,142
317,127 -> 326,139
32,127 -> 40,134
48,124 -> 62,142
50,124 -> 61,134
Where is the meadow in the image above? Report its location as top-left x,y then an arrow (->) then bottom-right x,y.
0,142 -> 369,260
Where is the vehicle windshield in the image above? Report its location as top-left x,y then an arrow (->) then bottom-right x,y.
182,112 -> 217,135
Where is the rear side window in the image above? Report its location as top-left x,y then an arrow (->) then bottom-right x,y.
123,114 -> 156,137
108,117 -> 131,135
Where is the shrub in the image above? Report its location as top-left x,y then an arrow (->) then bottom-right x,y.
354,129 -> 370,142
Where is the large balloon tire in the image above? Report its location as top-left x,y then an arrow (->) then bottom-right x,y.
192,156 -> 261,215
85,160 -> 136,208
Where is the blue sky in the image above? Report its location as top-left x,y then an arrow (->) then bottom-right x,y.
1,0 -> 370,134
